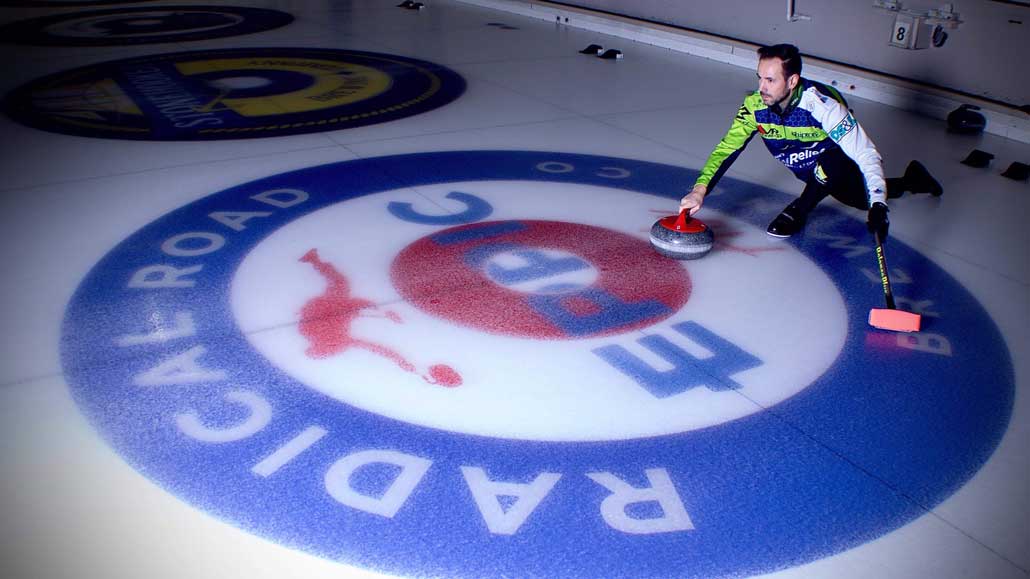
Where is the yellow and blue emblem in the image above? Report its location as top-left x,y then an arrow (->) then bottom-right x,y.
3,48 -> 466,140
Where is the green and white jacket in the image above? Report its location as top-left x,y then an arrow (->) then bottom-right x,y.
697,78 -> 887,206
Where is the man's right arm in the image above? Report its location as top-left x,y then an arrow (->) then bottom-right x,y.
681,100 -> 757,213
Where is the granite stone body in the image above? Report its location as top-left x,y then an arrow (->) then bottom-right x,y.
649,215 -> 714,260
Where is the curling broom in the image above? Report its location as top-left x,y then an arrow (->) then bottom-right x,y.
868,226 -> 921,332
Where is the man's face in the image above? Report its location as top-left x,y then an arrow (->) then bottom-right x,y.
757,58 -> 798,107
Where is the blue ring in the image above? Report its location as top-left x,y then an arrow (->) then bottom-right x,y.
62,151 -> 1013,578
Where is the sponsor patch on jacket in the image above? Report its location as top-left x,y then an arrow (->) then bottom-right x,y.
828,113 -> 856,142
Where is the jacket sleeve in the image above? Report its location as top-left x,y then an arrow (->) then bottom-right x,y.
695,100 -> 757,190
812,93 -> 887,205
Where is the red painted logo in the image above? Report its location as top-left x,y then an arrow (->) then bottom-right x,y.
391,220 -> 691,339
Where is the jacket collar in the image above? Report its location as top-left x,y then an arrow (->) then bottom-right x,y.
770,79 -> 803,117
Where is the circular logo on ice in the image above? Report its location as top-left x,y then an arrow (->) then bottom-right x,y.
0,6 -> 293,46
62,151 -> 1014,579
3,48 -> 465,140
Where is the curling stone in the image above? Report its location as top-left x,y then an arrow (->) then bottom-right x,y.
649,210 -> 714,260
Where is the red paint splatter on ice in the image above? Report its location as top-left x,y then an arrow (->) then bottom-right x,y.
425,364 -> 461,387
299,249 -> 377,357
298,248 -> 460,387
705,219 -> 787,257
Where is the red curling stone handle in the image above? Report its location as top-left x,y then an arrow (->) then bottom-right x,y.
658,210 -> 707,234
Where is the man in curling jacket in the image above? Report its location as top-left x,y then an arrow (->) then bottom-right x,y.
679,43 -> 941,240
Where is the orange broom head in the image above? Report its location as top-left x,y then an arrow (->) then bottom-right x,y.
868,308 -> 921,332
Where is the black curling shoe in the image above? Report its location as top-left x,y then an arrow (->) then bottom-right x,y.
766,205 -> 807,238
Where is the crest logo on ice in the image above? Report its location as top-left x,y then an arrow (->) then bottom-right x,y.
390,219 -> 691,339
3,47 -> 465,140
0,6 -> 293,46
62,151 -> 1013,579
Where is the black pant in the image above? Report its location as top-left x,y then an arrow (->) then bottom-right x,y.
791,147 -> 903,214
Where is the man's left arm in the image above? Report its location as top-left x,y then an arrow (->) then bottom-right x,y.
816,98 -> 888,206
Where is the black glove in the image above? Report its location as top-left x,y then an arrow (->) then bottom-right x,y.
867,202 -> 889,240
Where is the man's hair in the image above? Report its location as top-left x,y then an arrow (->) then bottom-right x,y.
757,44 -> 802,78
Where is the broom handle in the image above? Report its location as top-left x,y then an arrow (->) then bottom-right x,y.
873,229 -> 897,310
